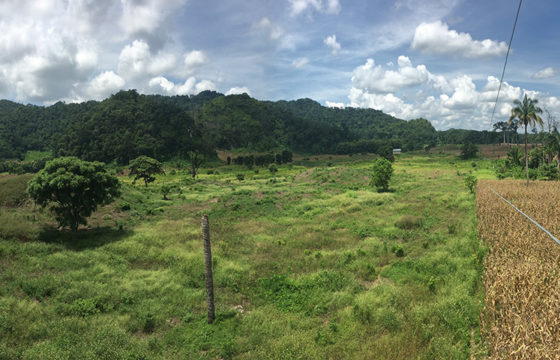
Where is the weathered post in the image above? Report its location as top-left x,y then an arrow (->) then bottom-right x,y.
201,214 -> 215,324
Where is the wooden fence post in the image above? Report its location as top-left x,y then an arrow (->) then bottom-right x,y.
201,214 -> 215,324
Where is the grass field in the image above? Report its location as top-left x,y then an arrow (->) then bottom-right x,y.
0,154 -> 489,359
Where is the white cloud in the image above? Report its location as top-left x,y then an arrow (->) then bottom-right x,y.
86,71 -> 126,99
148,76 -> 216,96
292,57 -> 309,68
183,50 -> 209,75
345,55 -> 559,130
255,17 -> 284,40
0,0 -> 219,103
411,21 -> 507,58
533,67 -> 558,79
326,0 -> 341,14
325,101 -> 344,108
253,17 -> 299,50
119,0 -> 187,36
351,56 -> 449,94
117,40 -> 210,87
288,0 -> 340,16
323,34 -> 341,55
226,86 -> 251,96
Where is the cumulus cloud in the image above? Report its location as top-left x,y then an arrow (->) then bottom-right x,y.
351,56 -> 449,94
119,0 -> 187,36
323,34 -> 341,55
86,71 -> 126,99
288,0 -> 340,16
411,21 -> 507,58
0,0 -> 220,103
345,55 -> 559,130
533,67 -> 558,79
226,86 -> 251,96
292,57 -> 309,68
148,76 -> 216,96
117,40 -> 176,82
325,101 -> 344,109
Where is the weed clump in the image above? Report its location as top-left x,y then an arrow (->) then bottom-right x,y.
395,215 -> 423,230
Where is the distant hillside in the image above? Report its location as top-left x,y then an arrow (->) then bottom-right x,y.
0,90 -> 502,163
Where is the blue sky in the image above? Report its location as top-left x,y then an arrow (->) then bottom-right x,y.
0,0 -> 559,130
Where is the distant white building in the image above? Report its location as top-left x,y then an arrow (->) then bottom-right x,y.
393,148 -> 401,154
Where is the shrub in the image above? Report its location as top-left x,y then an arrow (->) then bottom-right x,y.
268,164 -> 278,175
460,142 -> 478,159
395,215 -> 423,230
464,175 -> 477,194
392,244 -> 405,257
370,158 -> 393,192
236,174 -> 245,181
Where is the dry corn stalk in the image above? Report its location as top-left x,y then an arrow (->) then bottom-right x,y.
478,180 -> 560,359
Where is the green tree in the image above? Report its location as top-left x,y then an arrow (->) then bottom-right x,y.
27,157 -> 120,233
129,156 -> 164,186
370,158 -> 393,192
508,95 -> 543,186
377,145 -> 395,162
506,146 -> 523,167
460,142 -> 478,159
187,150 -> 205,179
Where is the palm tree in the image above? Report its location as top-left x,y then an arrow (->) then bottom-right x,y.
508,95 -> 543,186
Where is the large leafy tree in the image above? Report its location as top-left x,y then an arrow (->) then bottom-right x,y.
27,157 -> 120,233
508,95 -> 543,186
129,156 -> 164,186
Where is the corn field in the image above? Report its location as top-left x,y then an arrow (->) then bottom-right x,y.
477,180 -> 560,359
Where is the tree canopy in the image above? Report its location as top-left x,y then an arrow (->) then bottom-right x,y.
27,157 -> 120,232
129,156 -> 165,186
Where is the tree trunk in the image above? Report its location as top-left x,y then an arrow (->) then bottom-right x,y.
525,124 -> 529,187
201,214 -> 215,324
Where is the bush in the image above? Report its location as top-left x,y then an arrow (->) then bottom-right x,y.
392,244 -> 405,257
370,158 -> 393,192
268,164 -> 278,175
464,175 -> 477,194
236,174 -> 245,181
395,215 -> 423,230
460,142 -> 478,159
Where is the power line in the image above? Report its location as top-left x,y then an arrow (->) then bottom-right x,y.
490,188 -> 560,246
489,0 -> 523,127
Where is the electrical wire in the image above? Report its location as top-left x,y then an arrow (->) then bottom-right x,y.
490,0 -> 523,127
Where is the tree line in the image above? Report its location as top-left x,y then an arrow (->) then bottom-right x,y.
0,89 -> 530,166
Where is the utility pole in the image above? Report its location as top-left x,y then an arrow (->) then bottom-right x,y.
201,214 -> 215,324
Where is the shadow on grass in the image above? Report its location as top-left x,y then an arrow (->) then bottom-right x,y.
377,188 -> 396,193
38,226 -> 133,251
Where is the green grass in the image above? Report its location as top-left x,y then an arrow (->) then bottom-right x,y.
23,150 -> 52,162
0,154 -> 488,359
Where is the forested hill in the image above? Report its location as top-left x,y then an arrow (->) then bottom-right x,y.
0,89 -> 498,164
